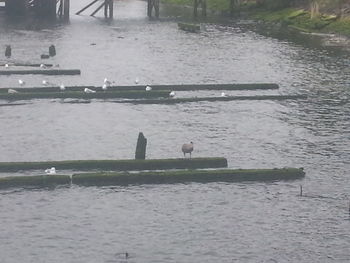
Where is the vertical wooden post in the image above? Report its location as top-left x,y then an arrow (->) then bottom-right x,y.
63,0 -> 70,21
104,0 -> 108,17
147,0 -> 152,17
230,0 -> 234,16
201,0 -> 206,17
193,0 -> 198,18
5,45 -> 11,58
135,132 -> 147,160
109,0 -> 113,19
154,0 -> 159,18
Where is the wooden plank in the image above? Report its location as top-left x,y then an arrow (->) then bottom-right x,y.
0,69 -> 80,75
0,90 -> 172,100
115,94 -> 308,104
0,83 -> 279,93
0,157 -> 228,172
72,168 -> 305,186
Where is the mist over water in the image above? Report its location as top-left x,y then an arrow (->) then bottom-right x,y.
0,1 -> 349,262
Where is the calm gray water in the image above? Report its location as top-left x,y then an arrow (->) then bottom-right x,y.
0,1 -> 349,262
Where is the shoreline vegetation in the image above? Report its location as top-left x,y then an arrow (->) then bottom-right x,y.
162,0 -> 350,37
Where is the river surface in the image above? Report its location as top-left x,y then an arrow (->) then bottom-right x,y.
0,1 -> 349,262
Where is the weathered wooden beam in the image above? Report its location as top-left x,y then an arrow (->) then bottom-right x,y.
75,0 -> 99,15
0,175 -> 71,189
0,157 -> 228,172
90,1 -> 105,16
0,69 -> 80,75
0,63 -> 54,67
72,168 -> 305,186
0,83 -> 279,93
115,94 -> 308,104
0,90 -> 172,100
0,167 -> 305,189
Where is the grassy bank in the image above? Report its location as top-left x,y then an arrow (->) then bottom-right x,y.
161,0 -> 350,36
251,7 -> 350,36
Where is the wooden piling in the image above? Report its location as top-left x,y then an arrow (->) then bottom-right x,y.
63,0 -> 70,20
5,45 -> 11,58
135,132 -> 147,160
104,0 -> 108,17
300,185 -> 303,196
49,45 -> 56,57
108,0 -> 113,19
147,0 -> 159,18
193,0 -> 206,18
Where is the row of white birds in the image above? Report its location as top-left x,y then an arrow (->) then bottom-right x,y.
7,77 -> 178,97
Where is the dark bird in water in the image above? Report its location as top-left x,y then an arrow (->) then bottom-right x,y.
182,142 -> 194,158
49,44 -> 56,57
5,45 -> 11,58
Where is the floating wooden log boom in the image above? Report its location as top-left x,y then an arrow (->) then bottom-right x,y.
0,69 -> 80,75
73,168 -> 305,186
0,90 -> 171,100
116,94 -> 307,104
0,157 -> 228,172
0,83 -> 279,94
0,168 -> 305,189
0,63 -> 54,67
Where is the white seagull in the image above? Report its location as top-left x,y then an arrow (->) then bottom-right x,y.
84,88 -> 96,93
145,85 -> 152,91
5,64 -> 9,68
40,64 -> 45,68
60,84 -> 66,91
18,79 -> 25,86
135,78 -> 139,84
182,142 -> 194,158
221,92 -> 227,97
102,84 -> 108,91
8,89 -> 18,94
45,167 -> 56,175
169,91 -> 176,97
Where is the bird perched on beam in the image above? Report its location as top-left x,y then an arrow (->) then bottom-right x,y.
182,142 -> 194,158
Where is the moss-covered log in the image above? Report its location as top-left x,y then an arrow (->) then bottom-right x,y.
0,174 -> 71,189
0,90 -> 171,100
178,22 -> 200,32
0,63 -> 53,67
0,83 -> 279,93
0,158 -> 228,172
116,94 -> 307,104
0,69 -> 80,75
73,168 -> 305,186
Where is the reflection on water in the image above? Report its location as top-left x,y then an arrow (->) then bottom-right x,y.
0,0 -> 349,262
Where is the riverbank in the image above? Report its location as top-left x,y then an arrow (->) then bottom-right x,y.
161,0 -> 350,37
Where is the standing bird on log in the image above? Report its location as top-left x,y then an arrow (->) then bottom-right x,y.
145,85 -> 152,91
18,79 -> 25,86
182,142 -> 194,158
